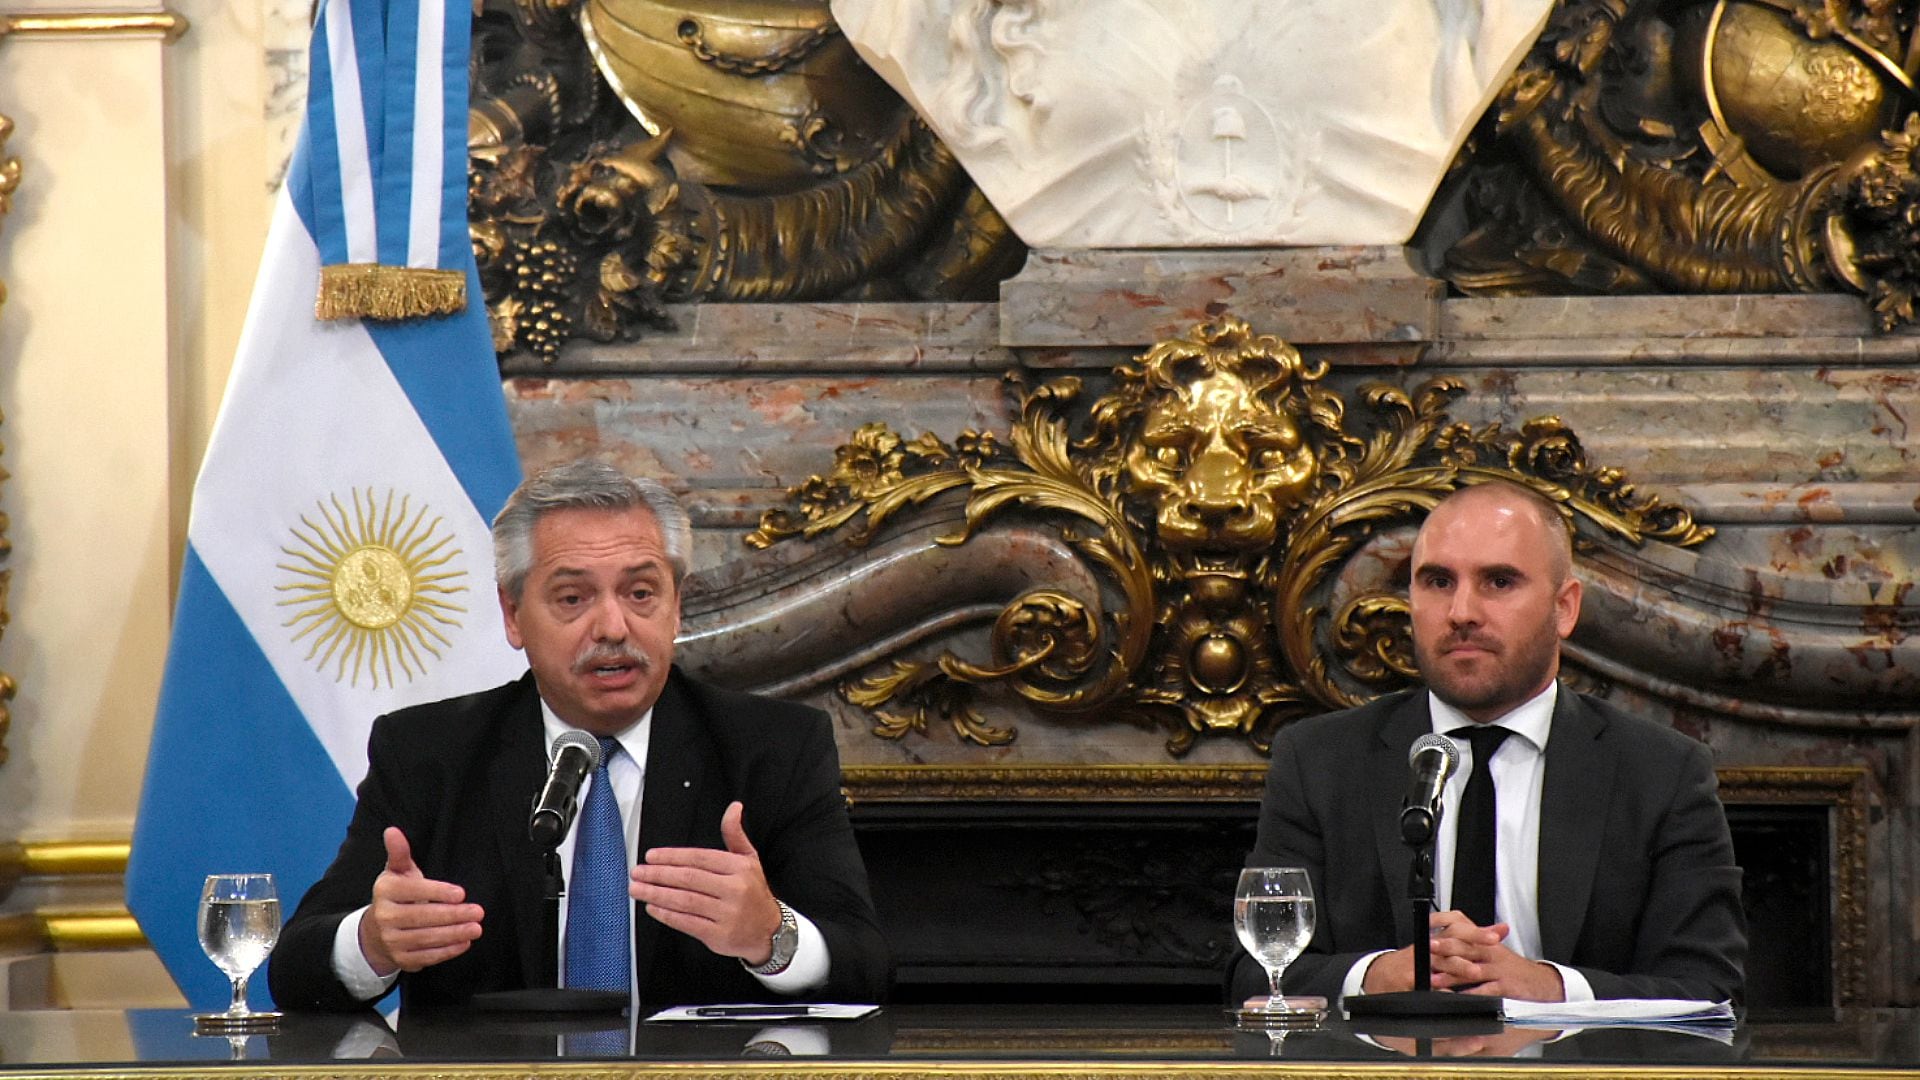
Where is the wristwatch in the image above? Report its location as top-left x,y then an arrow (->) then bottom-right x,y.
744,899 -> 799,976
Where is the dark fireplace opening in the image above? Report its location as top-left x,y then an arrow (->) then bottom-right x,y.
853,799 -> 1833,1007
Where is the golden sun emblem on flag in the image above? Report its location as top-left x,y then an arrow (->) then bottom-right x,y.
276,489 -> 470,688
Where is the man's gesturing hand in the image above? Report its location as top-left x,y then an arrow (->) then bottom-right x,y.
357,827 -> 485,977
630,801 -> 783,966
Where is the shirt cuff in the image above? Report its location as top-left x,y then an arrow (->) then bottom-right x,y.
748,907 -> 829,994
332,906 -> 401,1003
1550,961 -> 1594,1003
1341,950 -> 1393,1000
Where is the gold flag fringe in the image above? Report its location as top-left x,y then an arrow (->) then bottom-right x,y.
316,263 -> 466,321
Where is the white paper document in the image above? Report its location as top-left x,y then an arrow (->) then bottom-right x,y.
1503,998 -> 1735,1026
646,1003 -> 880,1023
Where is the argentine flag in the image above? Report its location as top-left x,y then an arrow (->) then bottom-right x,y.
128,0 -> 525,1009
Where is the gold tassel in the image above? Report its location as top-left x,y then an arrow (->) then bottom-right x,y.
315,263 -> 467,321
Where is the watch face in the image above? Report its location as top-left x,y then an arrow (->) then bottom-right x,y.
746,904 -> 801,975
772,921 -> 799,960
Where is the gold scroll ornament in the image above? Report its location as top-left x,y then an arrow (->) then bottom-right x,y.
751,317 -> 1711,756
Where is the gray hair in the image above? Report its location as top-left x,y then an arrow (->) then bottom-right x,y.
492,460 -> 694,600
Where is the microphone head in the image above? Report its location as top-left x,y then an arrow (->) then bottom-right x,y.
1409,732 -> 1460,778
552,728 -> 603,768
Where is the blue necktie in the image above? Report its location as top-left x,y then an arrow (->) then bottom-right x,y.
565,737 -> 630,993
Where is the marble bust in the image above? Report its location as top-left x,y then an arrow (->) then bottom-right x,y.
832,0 -> 1554,248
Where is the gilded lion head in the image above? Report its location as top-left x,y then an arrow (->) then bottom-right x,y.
1085,318 -> 1345,564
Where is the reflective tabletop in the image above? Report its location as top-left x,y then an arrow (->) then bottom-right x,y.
0,1004 -> 1911,1076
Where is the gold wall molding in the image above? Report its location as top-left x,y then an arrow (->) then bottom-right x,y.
0,841 -> 145,951
1,839 -> 130,877
0,9 -> 188,43
0,910 -> 144,951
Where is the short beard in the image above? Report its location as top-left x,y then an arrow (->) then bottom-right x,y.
1414,631 -> 1559,720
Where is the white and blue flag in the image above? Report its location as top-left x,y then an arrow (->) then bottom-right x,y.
128,0 -> 524,1009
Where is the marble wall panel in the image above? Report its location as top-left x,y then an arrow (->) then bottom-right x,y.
506,370 -> 1008,568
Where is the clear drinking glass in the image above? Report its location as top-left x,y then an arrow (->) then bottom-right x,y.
1234,866 -> 1316,1016
196,873 -> 283,1025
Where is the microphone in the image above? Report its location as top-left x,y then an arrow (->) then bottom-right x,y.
1398,733 -> 1460,845
528,729 -> 603,850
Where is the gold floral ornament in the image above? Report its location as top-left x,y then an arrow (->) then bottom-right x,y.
752,317 -> 1712,756
1828,114 -> 1920,329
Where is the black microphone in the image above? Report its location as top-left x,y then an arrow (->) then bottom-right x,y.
1398,732 -> 1460,845
528,729 -> 602,850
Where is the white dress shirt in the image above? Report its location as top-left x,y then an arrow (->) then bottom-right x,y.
329,701 -> 829,1001
1343,682 -> 1595,1002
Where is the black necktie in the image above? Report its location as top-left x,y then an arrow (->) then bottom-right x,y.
1449,725 -> 1512,928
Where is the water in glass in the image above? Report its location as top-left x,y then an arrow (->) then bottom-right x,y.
197,873 -> 282,1024
1234,867 -> 1315,1015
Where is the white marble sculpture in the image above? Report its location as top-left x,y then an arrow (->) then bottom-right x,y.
831,0 -> 1555,248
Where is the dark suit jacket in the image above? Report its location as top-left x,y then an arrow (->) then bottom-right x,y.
268,667 -> 891,1011
1231,686 -> 1745,1003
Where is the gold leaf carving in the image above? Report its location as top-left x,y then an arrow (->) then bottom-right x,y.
757,317 -> 1710,756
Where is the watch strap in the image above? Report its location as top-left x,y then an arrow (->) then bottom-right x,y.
743,899 -> 799,976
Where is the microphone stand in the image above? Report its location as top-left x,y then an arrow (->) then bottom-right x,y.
541,847 -> 564,989
468,804 -> 624,1015
1346,802 -> 1500,1023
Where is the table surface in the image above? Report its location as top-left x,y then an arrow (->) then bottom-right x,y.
0,1003 -> 1913,1076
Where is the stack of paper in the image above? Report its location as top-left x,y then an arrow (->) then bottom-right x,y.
647,1003 -> 880,1023
1503,998 -> 1735,1025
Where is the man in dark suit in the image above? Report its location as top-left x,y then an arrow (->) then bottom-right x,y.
269,461 -> 890,1011
1233,480 -> 1744,1004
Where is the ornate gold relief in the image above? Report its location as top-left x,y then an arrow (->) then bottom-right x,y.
0,111 -> 17,313
0,111 -> 17,766
1442,0 -> 1920,329
467,0 -> 1023,361
752,317 -> 1709,756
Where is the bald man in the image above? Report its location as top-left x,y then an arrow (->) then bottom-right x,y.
1232,481 -> 1745,1005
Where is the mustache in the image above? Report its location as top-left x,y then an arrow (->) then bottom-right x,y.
570,641 -> 654,675
1438,633 -> 1499,652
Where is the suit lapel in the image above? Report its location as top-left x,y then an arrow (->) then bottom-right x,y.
1536,687 -> 1613,962
486,675 -> 553,986
1371,692 -> 1432,944
633,671 -> 708,985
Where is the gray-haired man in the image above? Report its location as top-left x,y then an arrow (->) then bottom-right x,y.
270,461 -> 890,1011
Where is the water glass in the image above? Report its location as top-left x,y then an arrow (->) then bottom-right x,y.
1234,866 -> 1315,1015
196,873 -> 283,1025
